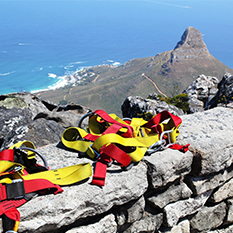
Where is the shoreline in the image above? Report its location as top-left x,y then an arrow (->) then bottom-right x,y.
31,62 -> 120,95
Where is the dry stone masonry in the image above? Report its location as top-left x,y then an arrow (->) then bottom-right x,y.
0,107 -> 230,233
0,93 -> 233,232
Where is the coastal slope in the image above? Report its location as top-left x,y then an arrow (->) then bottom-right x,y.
38,27 -> 233,115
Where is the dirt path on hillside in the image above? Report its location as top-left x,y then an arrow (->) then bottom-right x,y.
92,75 -> 100,83
142,73 -> 168,98
63,87 -> 73,100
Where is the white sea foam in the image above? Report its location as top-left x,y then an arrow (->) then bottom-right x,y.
31,61 -> 119,94
18,43 -> 30,46
31,75 -> 69,93
70,61 -> 85,65
106,60 -> 120,67
112,62 -> 120,66
48,76 -> 70,90
64,65 -> 74,69
0,71 -> 15,76
48,73 -> 57,78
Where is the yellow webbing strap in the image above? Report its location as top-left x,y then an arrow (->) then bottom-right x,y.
3,140 -> 93,186
19,163 -> 92,186
62,127 -> 96,159
0,160 -> 92,186
61,111 -> 181,162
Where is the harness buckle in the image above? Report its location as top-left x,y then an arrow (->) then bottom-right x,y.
146,129 -> 175,155
121,162 -> 135,171
146,140 -> 166,155
7,165 -> 23,174
160,129 -> 175,148
13,166 -> 22,173
5,179 -> 25,200
89,144 -> 101,159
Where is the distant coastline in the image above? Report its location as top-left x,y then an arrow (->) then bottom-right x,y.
31,62 -> 121,94
1,1 -> 233,96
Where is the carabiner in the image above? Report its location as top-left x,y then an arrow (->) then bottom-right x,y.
78,111 -> 94,128
146,140 -> 166,155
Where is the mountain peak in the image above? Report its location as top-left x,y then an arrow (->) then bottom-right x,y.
174,27 -> 207,49
172,27 -> 210,62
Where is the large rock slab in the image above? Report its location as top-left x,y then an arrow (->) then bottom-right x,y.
190,202 -> 226,232
147,181 -> 193,209
0,93 -> 90,149
210,177 -> 233,203
121,95 -> 184,119
177,107 -> 233,175
65,214 -> 117,233
0,106 -> 32,149
226,199 -> 233,224
186,165 -> 233,195
184,74 -> 219,113
143,149 -> 193,188
124,213 -> 163,233
207,73 -> 233,109
164,190 -> 212,227
115,196 -> 145,226
17,144 -> 148,232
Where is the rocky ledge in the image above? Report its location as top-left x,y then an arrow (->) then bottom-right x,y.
0,93 -> 233,233
122,72 -> 233,117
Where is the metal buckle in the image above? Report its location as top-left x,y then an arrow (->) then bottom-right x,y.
147,140 -> 166,155
89,144 -> 101,159
5,179 -> 25,200
7,165 -> 22,174
121,162 -> 134,171
160,129 -> 175,148
13,166 -> 22,173
146,129 -> 175,155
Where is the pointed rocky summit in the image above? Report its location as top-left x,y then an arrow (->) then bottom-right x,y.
173,27 -> 210,62
157,27 -> 232,88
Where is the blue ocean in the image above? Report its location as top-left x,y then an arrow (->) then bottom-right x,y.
0,0 -> 233,94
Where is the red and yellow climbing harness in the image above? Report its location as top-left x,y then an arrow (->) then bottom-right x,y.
62,110 -> 189,186
0,109 -> 189,232
0,141 -> 92,233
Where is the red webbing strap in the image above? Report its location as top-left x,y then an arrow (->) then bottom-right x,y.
0,185 -> 8,201
92,159 -> 108,186
100,144 -> 131,167
0,149 -> 14,162
168,143 -> 190,153
0,179 -> 63,202
24,179 -> 63,195
92,144 -> 132,186
95,110 -> 134,138
84,124 -> 123,141
145,110 -> 182,129
5,207 -> 21,223
84,134 -> 99,141
0,179 -> 63,226
102,124 -> 123,135
0,199 -> 26,221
